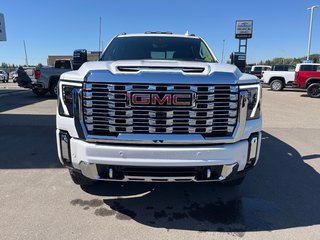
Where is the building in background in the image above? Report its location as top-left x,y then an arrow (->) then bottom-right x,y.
47,51 -> 100,66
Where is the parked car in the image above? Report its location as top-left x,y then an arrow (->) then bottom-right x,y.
9,71 -> 18,82
250,65 -> 271,79
261,65 -> 295,91
0,70 -> 8,83
294,63 -> 320,98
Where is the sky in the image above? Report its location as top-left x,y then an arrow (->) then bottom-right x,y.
0,0 -> 320,65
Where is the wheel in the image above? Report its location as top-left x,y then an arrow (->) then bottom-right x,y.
49,80 -> 58,97
221,175 -> 246,187
69,169 -> 95,186
307,83 -> 320,98
270,79 -> 284,91
32,88 -> 48,96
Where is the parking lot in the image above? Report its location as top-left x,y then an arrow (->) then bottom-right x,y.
0,83 -> 319,240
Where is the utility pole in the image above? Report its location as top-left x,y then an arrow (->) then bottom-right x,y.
23,40 -> 29,66
307,6 -> 318,60
221,40 -> 225,63
99,16 -> 102,54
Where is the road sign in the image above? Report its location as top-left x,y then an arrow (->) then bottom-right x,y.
235,20 -> 253,39
0,13 -> 7,41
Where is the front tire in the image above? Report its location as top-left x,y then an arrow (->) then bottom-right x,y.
69,169 -> 95,186
270,79 -> 284,91
307,83 -> 320,98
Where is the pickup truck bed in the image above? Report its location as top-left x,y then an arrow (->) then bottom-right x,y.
17,66 -> 70,97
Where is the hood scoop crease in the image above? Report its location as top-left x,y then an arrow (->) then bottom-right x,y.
117,66 -> 205,74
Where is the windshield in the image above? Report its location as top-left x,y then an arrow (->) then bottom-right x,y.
101,36 -> 216,63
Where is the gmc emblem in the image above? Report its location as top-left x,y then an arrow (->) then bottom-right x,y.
129,92 -> 194,107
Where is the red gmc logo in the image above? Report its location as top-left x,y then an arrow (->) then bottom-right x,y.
129,92 -> 194,107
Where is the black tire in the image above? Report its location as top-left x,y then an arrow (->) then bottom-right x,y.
307,83 -> 320,98
69,169 -> 95,186
270,79 -> 284,91
221,175 -> 246,187
32,88 -> 48,96
49,80 -> 58,97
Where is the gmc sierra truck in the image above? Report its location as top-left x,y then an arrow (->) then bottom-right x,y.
57,32 -> 262,186
294,63 -> 320,98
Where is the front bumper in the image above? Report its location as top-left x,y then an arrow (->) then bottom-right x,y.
57,131 -> 261,182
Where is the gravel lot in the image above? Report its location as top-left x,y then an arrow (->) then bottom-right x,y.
0,85 -> 319,240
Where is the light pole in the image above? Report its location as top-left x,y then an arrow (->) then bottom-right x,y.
23,40 -> 29,66
307,5 -> 318,60
99,16 -> 102,54
221,39 -> 225,63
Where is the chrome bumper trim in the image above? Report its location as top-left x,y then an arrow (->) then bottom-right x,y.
78,162 -> 239,182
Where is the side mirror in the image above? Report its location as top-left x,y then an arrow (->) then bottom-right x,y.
73,49 -> 87,70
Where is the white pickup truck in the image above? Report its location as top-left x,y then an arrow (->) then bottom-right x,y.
261,65 -> 295,91
57,32 -> 262,186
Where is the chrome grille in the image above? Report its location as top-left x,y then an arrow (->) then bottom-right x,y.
83,83 -> 239,137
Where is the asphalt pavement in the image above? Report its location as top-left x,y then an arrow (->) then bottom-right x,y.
0,84 -> 319,240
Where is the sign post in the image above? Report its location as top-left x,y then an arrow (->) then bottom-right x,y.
0,13 -> 7,41
235,20 -> 253,55
232,20 -> 253,72
235,20 -> 253,39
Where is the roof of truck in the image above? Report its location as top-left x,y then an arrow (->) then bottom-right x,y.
297,63 -> 320,65
116,32 -> 200,39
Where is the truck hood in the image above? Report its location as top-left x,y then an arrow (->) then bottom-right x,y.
61,60 -> 258,85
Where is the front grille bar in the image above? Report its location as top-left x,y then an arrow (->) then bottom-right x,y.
82,83 -> 239,136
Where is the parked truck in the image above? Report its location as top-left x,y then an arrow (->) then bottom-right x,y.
249,65 -> 271,79
56,32 -> 262,186
294,63 -> 320,98
261,65 -> 295,91
17,50 -> 87,97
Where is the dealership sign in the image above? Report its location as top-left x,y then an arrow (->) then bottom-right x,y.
235,20 -> 253,39
0,13 -> 6,41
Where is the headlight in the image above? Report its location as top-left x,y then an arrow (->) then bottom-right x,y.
241,84 -> 262,120
58,83 -> 81,117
